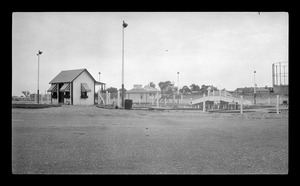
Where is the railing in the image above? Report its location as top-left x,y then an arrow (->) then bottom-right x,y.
191,95 -> 252,105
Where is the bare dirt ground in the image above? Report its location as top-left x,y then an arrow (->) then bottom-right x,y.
12,105 -> 288,174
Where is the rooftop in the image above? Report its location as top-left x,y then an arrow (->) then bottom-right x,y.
49,68 -> 105,85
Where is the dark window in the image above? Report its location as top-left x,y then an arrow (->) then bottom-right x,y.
52,92 -> 57,99
64,92 -> 70,99
81,92 -> 88,99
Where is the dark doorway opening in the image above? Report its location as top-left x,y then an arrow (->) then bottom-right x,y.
58,83 -> 64,104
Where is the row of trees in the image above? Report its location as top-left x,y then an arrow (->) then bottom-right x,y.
157,81 -> 218,95
102,81 -> 218,95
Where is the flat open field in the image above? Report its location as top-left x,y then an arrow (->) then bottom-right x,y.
12,105 -> 288,174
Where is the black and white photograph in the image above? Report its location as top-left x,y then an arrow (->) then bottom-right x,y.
12,12 -> 288,174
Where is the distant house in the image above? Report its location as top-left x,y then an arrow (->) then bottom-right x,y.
235,87 -> 254,94
47,68 -> 105,105
125,84 -> 161,104
235,87 -> 270,94
255,87 -> 271,94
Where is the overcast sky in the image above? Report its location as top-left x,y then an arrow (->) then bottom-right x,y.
12,12 -> 288,96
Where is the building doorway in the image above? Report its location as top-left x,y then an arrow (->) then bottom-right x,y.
58,83 -> 64,104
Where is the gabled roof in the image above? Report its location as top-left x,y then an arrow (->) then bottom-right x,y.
126,87 -> 148,94
49,68 -> 104,84
49,69 -> 86,84
126,85 -> 161,94
143,85 -> 160,92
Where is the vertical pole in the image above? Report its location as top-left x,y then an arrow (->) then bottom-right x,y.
122,23 -> 125,108
276,95 -> 279,114
240,95 -> 243,113
37,54 -> 40,104
268,96 -> 270,105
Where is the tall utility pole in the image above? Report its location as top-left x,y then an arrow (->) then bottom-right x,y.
254,70 -> 256,105
37,50 -> 42,104
122,20 -> 128,108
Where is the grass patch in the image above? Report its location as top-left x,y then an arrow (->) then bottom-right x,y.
12,104 -> 61,109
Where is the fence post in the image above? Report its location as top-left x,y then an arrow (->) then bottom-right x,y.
240,95 -> 243,113
276,95 -> 279,114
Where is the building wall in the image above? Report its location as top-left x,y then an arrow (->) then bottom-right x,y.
72,71 -> 95,105
126,93 -> 159,104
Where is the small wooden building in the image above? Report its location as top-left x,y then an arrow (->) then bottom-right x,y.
125,84 -> 161,105
47,68 -> 105,105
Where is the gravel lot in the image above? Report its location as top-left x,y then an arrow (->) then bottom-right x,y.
12,105 -> 288,174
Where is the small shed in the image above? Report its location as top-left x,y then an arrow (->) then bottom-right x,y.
47,68 -> 105,105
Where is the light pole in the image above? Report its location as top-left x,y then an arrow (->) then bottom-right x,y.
37,50 -> 42,104
122,20 -> 128,108
254,70 -> 256,105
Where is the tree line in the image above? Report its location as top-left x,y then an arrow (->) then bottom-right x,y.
103,81 -> 218,95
